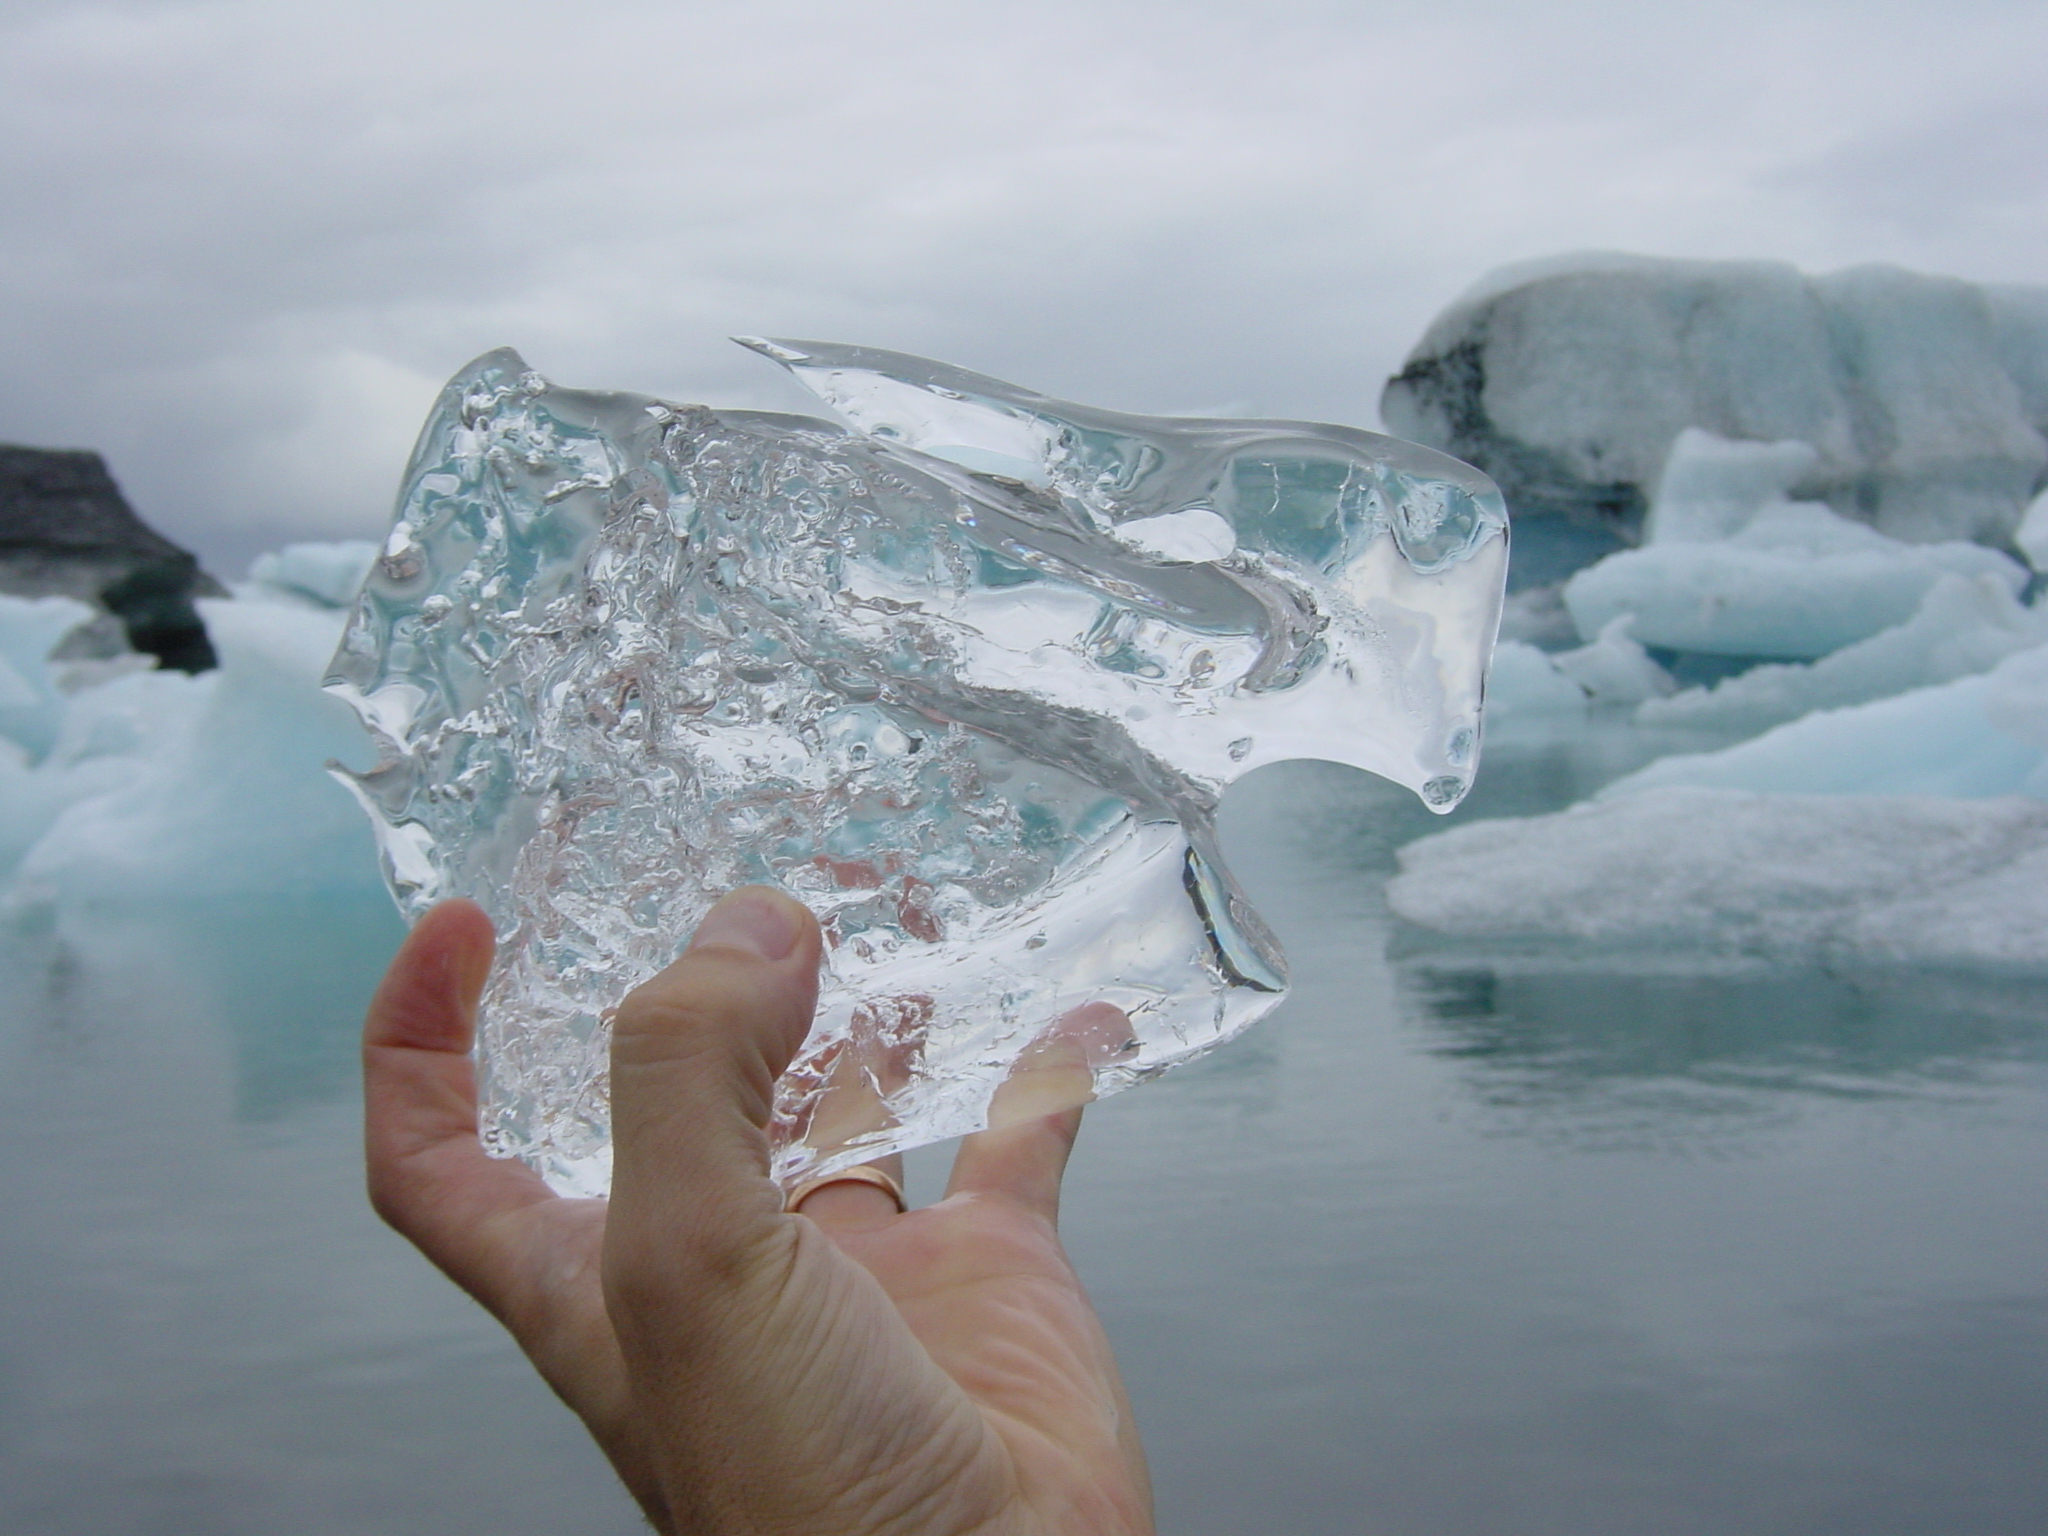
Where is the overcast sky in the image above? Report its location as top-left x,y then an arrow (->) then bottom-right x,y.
4,0 -> 2045,572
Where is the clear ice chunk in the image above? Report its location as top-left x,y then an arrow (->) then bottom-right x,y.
327,340 -> 1507,1195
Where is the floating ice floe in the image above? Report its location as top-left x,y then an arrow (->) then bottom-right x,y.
1388,786 -> 2048,970
1603,641 -> 2048,801
1636,572 -> 2048,736
1563,430 -> 2028,660
1391,633 -> 2048,966
1483,640 -> 1596,718
1483,617 -> 1674,719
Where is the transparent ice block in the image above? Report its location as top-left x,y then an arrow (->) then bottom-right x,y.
328,339 -> 1507,1194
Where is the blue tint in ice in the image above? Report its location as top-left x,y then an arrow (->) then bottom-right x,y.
1638,572 -> 2048,735
326,341 -> 1508,1194
1564,430 -> 2028,659
1604,642 -> 2048,802
0,596 -> 95,762
3,550 -> 384,906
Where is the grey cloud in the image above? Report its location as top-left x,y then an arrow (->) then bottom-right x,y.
2,0 -> 2045,573
1764,97 -> 2048,233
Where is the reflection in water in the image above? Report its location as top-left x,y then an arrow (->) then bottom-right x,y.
5,894 -> 405,1122
184,895 -> 406,1121
0,895 -> 647,1536
1412,961 -> 2048,1095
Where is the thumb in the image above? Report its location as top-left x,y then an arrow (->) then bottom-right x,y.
605,887 -> 822,1283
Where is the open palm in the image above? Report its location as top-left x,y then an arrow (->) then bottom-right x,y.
364,891 -> 1152,1535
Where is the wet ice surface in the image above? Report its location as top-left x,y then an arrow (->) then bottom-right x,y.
328,340 -> 1505,1193
3,753 -> 2046,1536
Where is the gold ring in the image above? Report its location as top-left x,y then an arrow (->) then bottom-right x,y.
783,1164 -> 908,1214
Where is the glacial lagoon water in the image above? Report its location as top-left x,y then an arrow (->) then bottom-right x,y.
2,743 -> 2045,1535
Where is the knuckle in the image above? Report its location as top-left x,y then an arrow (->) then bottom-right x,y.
613,957 -> 756,1048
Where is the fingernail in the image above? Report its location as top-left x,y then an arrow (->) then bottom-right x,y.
688,887 -> 804,961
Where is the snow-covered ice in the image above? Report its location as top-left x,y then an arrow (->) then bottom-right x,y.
1388,787 -> 2048,970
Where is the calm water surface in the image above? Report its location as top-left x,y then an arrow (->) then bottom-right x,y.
2,753 -> 2043,1535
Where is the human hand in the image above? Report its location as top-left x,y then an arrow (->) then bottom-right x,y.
363,888 -> 1153,1535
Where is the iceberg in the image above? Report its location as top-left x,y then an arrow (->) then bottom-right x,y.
1602,641 -> 2048,801
1387,786 -> 2048,970
1550,616 -> 1673,707
1481,619 -> 1673,721
1371,258 -> 2048,978
1382,255 -> 2048,563
0,594 -> 96,761
1562,430 -> 2028,660
17,600 -> 377,900
1637,572 -> 2048,736
328,341 -> 1508,1194
246,541 -> 382,609
1388,635 -> 2048,967
1482,639 -> 1595,719
7,547 -> 385,904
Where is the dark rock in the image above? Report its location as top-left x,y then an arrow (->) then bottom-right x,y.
0,445 -> 222,672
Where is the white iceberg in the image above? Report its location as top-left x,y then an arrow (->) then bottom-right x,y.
1483,639 -> 1596,718
244,539 -> 381,609
1551,615 -> 1673,707
1383,254 -> 2048,549
1639,431 -> 1823,546
0,594 -> 96,760
1482,616 -> 1674,721
1387,786 -> 2048,970
1391,631 -> 2048,967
